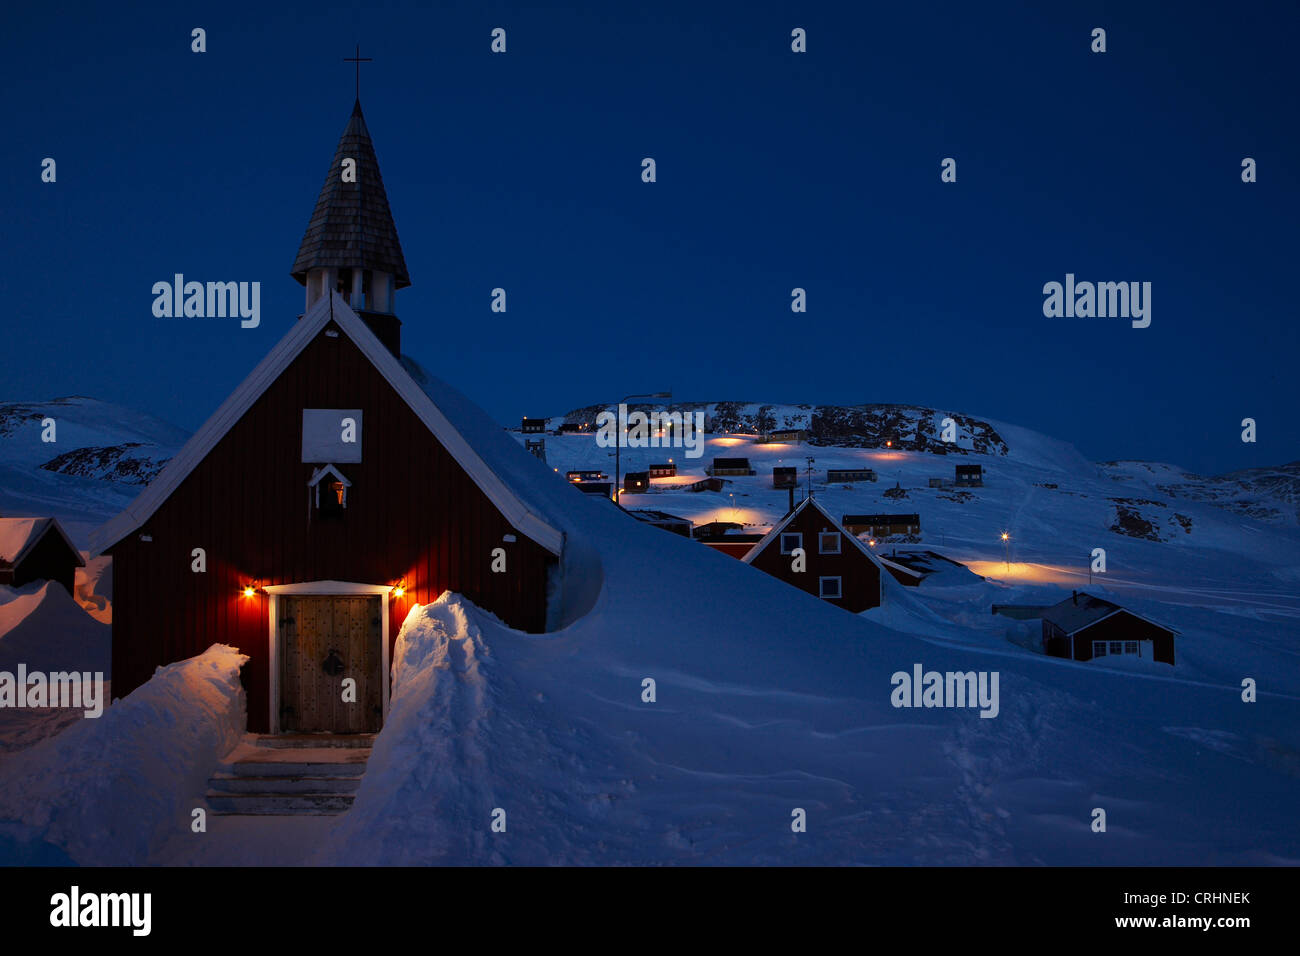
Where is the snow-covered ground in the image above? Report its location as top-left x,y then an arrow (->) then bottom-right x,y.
0,389 -> 1297,865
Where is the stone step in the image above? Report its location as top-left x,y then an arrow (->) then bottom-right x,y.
206,791 -> 356,816
250,733 -> 376,750
217,758 -> 370,778
207,773 -> 363,794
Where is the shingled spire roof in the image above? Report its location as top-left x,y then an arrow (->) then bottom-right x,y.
291,99 -> 410,289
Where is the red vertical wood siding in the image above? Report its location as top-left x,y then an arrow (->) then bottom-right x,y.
108,321 -> 554,731
747,506 -> 882,613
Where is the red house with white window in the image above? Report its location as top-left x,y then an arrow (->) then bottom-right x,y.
741,497 -> 884,612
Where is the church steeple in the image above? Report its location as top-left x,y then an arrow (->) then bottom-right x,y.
292,97 -> 409,355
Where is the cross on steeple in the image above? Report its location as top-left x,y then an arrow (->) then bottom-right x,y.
343,44 -> 372,100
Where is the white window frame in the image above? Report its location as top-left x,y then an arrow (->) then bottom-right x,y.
779,532 -> 803,555
1092,641 -> 1107,657
818,531 -> 841,554
819,576 -> 842,599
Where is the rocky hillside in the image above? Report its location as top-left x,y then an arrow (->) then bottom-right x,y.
552,401 -> 1010,456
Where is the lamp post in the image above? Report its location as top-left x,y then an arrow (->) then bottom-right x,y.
614,390 -> 671,502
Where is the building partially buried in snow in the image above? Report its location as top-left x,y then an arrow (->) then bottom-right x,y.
92,96 -> 571,736
742,497 -> 884,612
0,517 -> 84,595
1040,592 -> 1178,665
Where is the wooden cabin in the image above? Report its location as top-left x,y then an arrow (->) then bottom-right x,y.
842,513 -> 921,537
955,464 -> 983,487
1040,592 -> 1178,665
623,471 -> 649,493
708,457 -> 755,477
626,509 -> 691,537
743,497 -> 884,612
648,463 -> 677,478
521,417 -> 546,433
92,99 -> 567,736
826,468 -> 876,483
0,517 -> 84,596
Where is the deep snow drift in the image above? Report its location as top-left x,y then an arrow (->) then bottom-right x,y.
0,645 -> 246,865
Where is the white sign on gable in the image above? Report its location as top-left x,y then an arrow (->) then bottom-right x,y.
301,409 -> 363,463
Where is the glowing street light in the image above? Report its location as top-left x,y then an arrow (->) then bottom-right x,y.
1000,531 -> 1010,569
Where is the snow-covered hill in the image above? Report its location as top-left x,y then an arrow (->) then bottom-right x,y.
0,397 -> 187,542
0,388 -> 1296,866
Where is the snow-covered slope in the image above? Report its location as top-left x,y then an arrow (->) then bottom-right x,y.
0,397 -> 188,544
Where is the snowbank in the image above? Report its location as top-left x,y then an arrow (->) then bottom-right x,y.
0,644 -> 247,865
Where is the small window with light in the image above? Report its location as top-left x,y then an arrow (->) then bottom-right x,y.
308,464 -> 351,519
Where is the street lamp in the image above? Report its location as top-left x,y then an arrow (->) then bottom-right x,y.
1001,531 -> 1010,570
615,390 -> 671,502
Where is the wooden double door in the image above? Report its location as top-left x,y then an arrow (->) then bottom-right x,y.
279,595 -> 383,733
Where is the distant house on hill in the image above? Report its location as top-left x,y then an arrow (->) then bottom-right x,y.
520,417 -> 546,433
742,497 -> 884,612
1040,592 -> 1178,665
694,522 -> 763,560
760,429 -> 807,443
686,477 -> 728,493
0,517 -> 84,595
707,457 -> 755,477
842,513 -> 920,538
955,464 -> 983,487
648,463 -> 676,478
827,468 -> 876,483
556,422 -> 589,434
623,471 -> 649,494
626,509 -> 691,537
566,470 -> 606,482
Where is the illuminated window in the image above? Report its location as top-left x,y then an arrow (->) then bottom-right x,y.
308,464 -> 351,519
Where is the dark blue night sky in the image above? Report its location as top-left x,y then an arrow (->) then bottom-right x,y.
6,0 -> 1297,476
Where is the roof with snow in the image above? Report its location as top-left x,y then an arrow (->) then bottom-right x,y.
291,100 -> 410,289
1041,592 -> 1177,636
90,293 -> 566,557
0,518 -> 84,570
741,496 -> 886,568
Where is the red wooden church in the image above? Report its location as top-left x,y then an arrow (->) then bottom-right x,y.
93,98 -> 567,735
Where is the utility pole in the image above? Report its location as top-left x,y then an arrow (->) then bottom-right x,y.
805,457 -> 815,500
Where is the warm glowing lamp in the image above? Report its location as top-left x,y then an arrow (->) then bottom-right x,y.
243,585 -> 256,598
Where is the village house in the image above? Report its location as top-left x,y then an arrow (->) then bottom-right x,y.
626,509 -> 692,537
91,96 -> 570,736
760,429 -> 807,443
708,457 -> 755,477
623,471 -> 649,494
842,513 -> 921,538
648,462 -> 676,478
1040,592 -> 1178,665
520,417 -> 546,433
742,497 -> 885,612
827,468 -> 877,483
955,464 -> 983,487
0,517 -> 84,596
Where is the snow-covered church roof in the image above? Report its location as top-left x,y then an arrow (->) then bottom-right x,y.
89,293 -> 567,557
